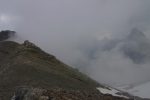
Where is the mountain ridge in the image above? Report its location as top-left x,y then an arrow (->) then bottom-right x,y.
0,39 -> 146,100
0,40 -> 101,99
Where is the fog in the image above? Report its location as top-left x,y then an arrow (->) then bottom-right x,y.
1,0 -> 150,87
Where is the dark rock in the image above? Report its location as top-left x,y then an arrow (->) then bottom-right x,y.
0,30 -> 15,41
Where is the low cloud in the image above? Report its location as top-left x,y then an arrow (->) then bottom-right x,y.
1,0 -> 150,87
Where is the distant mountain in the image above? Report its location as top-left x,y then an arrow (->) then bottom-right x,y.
0,40 -> 138,100
127,28 -> 146,41
98,28 -> 150,64
121,28 -> 150,64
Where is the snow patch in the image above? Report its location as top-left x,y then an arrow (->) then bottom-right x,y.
97,87 -> 129,99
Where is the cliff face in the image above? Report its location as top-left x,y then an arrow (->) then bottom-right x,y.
0,40 -> 143,100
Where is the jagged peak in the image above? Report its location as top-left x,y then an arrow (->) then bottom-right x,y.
128,28 -> 146,40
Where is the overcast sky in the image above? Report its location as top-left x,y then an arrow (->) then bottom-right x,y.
1,0 -> 150,87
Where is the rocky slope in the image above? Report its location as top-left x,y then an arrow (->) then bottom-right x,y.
0,37 -> 145,100
11,86 -> 135,100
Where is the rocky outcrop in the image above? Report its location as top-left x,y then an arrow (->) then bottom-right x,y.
11,87 -> 48,100
23,40 -> 39,49
0,30 -> 15,41
11,87 -> 134,100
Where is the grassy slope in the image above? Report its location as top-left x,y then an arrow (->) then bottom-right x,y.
0,41 -> 100,99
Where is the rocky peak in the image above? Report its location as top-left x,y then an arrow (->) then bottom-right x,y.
22,40 -> 42,52
0,30 -> 15,41
121,28 -> 150,64
127,28 -> 146,41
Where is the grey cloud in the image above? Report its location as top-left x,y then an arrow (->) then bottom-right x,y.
1,0 -> 150,87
